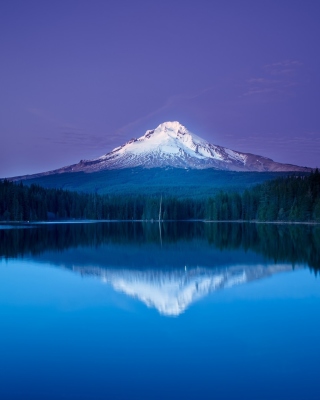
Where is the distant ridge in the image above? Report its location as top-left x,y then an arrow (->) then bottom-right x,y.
11,121 -> 311,181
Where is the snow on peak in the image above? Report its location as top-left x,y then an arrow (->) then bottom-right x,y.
155,121 -> 188,133
113,121 -> 210,157
77,121 -> 310,172
95,121 -> 249,169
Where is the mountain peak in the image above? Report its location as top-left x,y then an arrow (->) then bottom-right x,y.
156,121 -> 188,133
143,121 -> 189,140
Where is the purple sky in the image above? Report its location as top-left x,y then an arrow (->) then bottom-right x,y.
1,0 -> 320,177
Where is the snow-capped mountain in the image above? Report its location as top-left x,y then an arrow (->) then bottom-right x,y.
72,264 -> 297,316
65,121 -> 310,172
93,120 -> 253,171
18,121 -> 310,178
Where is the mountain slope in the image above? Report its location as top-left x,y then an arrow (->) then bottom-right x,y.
13,122 -> 310,181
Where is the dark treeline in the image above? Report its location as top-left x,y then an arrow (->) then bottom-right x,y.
1,222 -> 319,271
0,179 -> 202,221
1,170 -> 320,222
206,169 -> 320,222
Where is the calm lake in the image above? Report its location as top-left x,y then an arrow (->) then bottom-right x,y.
0,222 -> 319,400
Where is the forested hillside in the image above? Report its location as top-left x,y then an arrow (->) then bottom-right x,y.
206,170 -> 320,222
12,168 -> 298,198
1,170 -> 320,222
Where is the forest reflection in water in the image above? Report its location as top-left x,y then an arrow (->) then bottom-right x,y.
1,221 -> 319,272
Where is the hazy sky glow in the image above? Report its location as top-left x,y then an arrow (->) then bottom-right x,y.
1,0 -> 320,176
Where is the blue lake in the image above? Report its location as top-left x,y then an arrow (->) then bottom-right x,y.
0,222 -> 319,399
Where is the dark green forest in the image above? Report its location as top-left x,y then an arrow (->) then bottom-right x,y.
1,170 -> 320,222
206,169 -> 320,222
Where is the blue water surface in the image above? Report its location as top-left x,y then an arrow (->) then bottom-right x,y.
0,222 -> 319,400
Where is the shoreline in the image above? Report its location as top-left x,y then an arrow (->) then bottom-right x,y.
203,220 -> 320,225
1,219 -> 319,226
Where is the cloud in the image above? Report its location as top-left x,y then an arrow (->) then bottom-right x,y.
226,131 -> 320,153
247,78 -> 280,84
264,60 -> 302,75
242,60 -> 302,97
27,107 -> 117,151
242,87 -> 278,97
43,128 -> 115,150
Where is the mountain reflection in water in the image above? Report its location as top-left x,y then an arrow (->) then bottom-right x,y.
74,263 -> 297,316
0,221 -> 319,316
